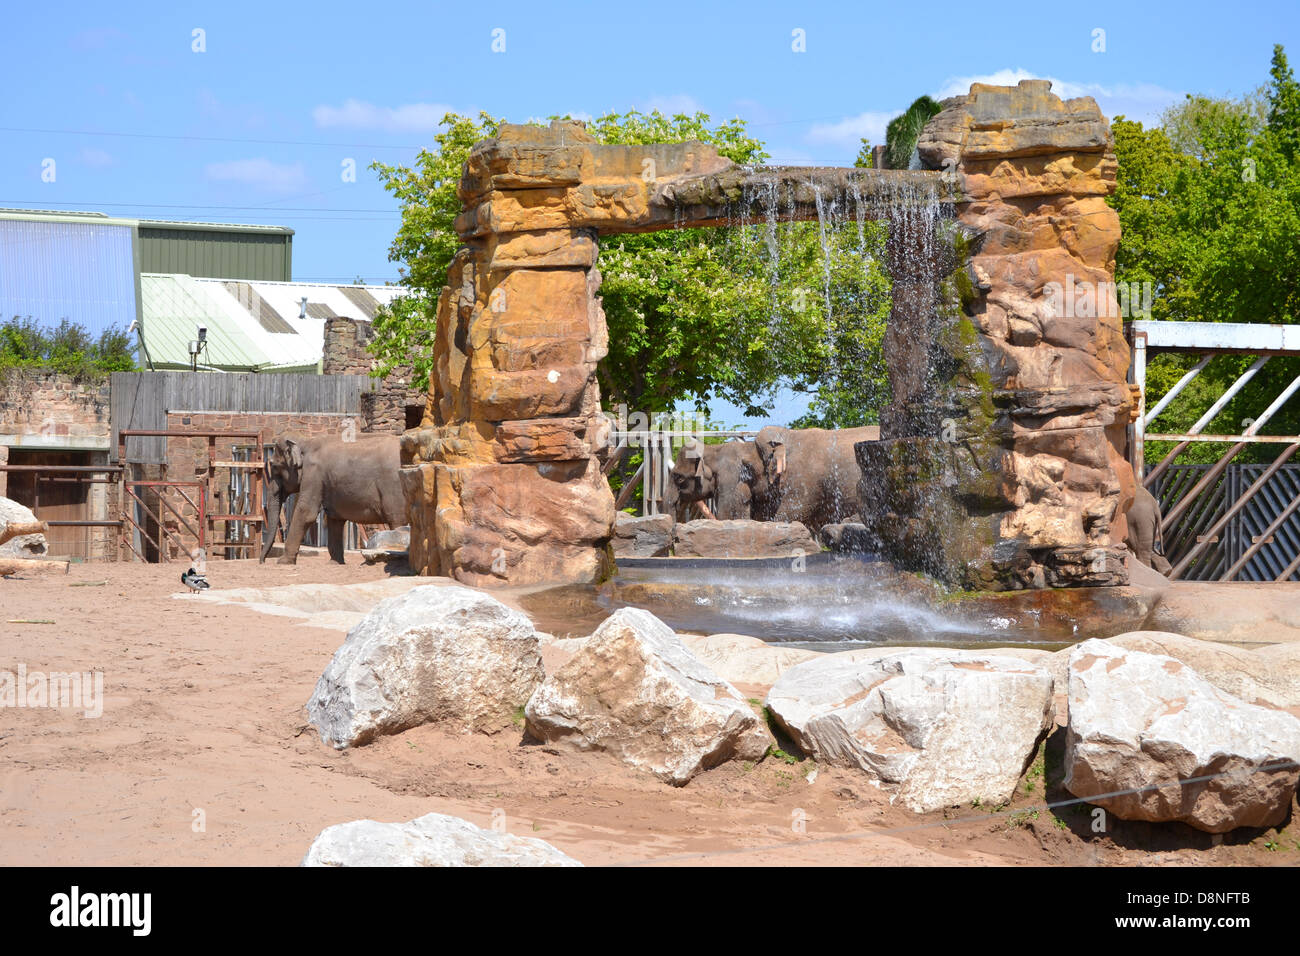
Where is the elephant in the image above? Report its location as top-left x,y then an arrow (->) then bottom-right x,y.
661,440 -> 767,521
1124,484 -> 1173,576
259,433 -> 405,565
752,425 -> 879,532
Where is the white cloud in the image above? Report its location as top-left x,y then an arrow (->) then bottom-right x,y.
935,69 -> 1184,125
312,98 -> 459,133
805,110 -> 895,151
78,147 -> 113,168
204,158 -> 307,193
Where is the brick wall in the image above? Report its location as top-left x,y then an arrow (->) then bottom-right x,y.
0,371 -> 117,559
0,370 -> 111,455
322,316 -> 421,434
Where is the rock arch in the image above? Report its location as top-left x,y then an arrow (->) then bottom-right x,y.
400,80 -> 1135,591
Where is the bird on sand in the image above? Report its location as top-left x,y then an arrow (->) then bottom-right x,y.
181,567 -> 210,592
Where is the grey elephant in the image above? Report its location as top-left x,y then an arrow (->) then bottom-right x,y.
753,425 -> 879,531
260,433 -> 405,565
1125,484 -> 1173,576
662,440 -> 767,521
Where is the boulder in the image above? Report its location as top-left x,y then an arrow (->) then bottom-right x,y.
766,648 -> 1054,812
362,526 -> 410,551
1064,638 -> 1300,833
306,584 -> 544,748
0,496 -> 47,557
1150,582 -> 1300,645
301,812 -> 582,867
612,512 -> 673,557
820,522 -> 873,553
524,608 -> 772,785
671,518 -> 819,559
679,633 -> 823,690
1102,631 -> 1300,710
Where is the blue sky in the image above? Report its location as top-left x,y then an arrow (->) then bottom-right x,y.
2,1 -> 1297,423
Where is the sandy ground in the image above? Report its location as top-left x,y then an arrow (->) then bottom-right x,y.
1,557 -> 1295,867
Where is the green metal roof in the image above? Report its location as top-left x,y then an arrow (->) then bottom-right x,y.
139,273 -> 315,371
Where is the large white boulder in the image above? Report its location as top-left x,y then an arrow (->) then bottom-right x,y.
301,812 -> 582,867
1100,631 -> 1300,709
1064,638 -> 1300,833
766,648 -> 1054,812
307,585 -> 543,748
0,496 -> 46,557
524,608 -> 772,785
678,633 -> 822,689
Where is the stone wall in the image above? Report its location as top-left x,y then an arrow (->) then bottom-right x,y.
0,371 -> 112,464
0,371 -> 117,560
321,316 -> 421,435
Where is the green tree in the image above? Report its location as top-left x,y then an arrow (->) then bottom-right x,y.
1110,45 -> 1300,464
884,96 -> 942,170
0,317 -> 136,380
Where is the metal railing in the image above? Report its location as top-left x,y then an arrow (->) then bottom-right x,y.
603,426 -> 757,516
1130,320 -> 1300,580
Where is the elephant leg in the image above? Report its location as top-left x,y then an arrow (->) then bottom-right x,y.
326,515 -> 346,564
279,486 -> 320,565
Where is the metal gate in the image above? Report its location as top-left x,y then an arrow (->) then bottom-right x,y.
1150,464 -> 1300,582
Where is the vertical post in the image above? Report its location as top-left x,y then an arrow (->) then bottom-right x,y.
1132,332 -> 1147,483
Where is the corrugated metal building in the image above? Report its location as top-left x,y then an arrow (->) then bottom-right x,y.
0,209 -> 295,340
138,275 -> 408,372
138,220 -> 292,281
0,210 -> 142,339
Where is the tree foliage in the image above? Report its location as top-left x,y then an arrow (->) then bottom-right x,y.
0,316 -> 136,381
885,96 -> 942,170
1110,45 -> 1300,463
369,109 -> 892,426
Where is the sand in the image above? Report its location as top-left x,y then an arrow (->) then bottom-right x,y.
0,557 -> 1293,867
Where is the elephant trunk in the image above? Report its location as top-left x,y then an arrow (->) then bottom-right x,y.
662,479 -> 680,521
260,480 -> 283,563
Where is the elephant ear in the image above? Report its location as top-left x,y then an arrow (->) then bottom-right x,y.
285,438 -> 304,471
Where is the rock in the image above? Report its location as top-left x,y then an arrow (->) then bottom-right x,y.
524,608 -> 772,785
766,648 -> 1054,812
403,455 -> 615,587
363,526 -> 410,551
0,496 -> 47,557
612,512 -> 673,557
1150,582 -> 1300,645
306,584 -> 544,747
863,80 -> 1135,591
671,519 -> 819,559
1064,638 -> 1300,833
301,812 -> 582,867
679,633 -> 823,690
1102,631 -> 1300,710
821,522 -> 873,553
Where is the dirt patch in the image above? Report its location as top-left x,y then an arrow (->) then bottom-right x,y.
0,558 -> 1294,866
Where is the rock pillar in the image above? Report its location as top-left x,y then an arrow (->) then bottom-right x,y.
859,80 -> 1135,590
